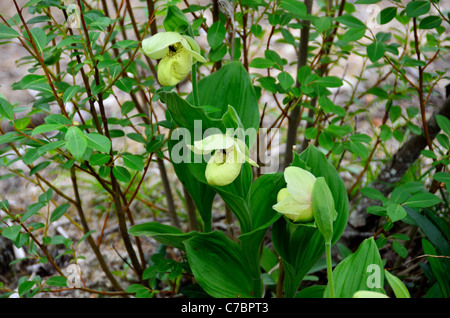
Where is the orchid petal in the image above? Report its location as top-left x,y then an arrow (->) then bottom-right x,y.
284,166 -> 316,202
193,134 -> 236,152
157,45 -> 192,86
141,32 -> 183,59
272,194 -> 314,223
182,35 -> 207,63
205,149 -> 243,186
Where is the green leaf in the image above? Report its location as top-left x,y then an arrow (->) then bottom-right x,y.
258,77 -> 278,93
112,166 -> 131,183
189,61 -> 259,131
85,132 -> 111,153
405,207 -> 450,256
436,115 -> 450,136
114,77 -> 135,93
277,71 -> 295,90
386,203 -> 407,222
184,231 -> 257,298
208,43 -> 227,62
46,276 -> 67,287
207,21 -> 226,50
342,27 -> 366,42
239,172 -> 284,279
77,229 -> 96,246
318,96 -> 346,116
50,203 -> 70,222
31,124 -> 66,136
122,154 -> 144,171
88,153 -> 110,166
0,25 -> 20,39
26,27 -> 47,54
324,237 -> 385,298
361,187 -> 386,201
379,7 -> 397,25
315,76 -> 343,88
22,148 -> 40,165
404,192 -> 441,208
318,131 -> 334,150
21,202 -> 45,223
280,0 -> 307,18
1,225 -> 22,241
367,40 -> 385,63
20,74 -> 47,91
45,114 -> 72,126
422,239 -> 450,297
163,5 -> 191,34
313,16 -> 332,33
29,161 -> 51,176
392,240 -> 408,258
249,57 -> 275,69
405,1 -> 431,18
295,285 -> 326,298
434,172 -> 450,184
65,126 -> 87,161
19,281 -> 36,297
129,222 -> 197,251
419,15 -> 442,29
335,14 -> 366,28
305,127 -> 318,140
63,85 -> 80,103
0,98 -> 14,120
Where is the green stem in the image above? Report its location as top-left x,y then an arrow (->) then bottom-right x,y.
325,242 -> 335,298
192,62 -> 200,106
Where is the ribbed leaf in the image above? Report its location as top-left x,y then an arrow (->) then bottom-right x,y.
324,237 -> 385,298
184,231 -> 256,298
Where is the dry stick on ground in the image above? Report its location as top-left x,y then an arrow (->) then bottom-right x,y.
349,90 -> 450,229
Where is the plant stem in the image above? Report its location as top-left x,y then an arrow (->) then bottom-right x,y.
325,242 -> 335,298
283,0 -> 313,167
70,168 -> 125,292
275,260 -> 285,298
192,62 -> 200,107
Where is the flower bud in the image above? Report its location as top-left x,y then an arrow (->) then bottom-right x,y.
312,177 -> 336,244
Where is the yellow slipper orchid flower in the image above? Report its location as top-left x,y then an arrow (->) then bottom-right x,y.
272,166 -> 317,223
142,31 -> 206,87
189,134 -> 258,186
